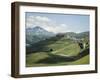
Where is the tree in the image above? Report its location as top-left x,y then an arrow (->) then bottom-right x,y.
49,49 -> 53,52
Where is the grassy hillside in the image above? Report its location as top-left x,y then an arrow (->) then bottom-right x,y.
26,35 -> 89,67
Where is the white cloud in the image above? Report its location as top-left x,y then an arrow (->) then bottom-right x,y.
60,24 -> 66,27
26,15 -> 70,33
36,16 -> 50,22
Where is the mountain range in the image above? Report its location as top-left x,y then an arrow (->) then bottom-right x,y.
26,26 -> 55,46
26,26 -> 89,46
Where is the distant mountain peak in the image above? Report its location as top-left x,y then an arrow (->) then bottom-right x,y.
33,26 -> 44,30
26,26 -> 55,44
35,26 -> 42,28
32,26 -> 49,33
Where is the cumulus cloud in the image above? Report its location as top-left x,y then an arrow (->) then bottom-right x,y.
35,16 -> 50,22
26,15 -> 70,33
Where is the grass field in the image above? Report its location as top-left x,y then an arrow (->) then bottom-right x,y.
26,37 -> 89,67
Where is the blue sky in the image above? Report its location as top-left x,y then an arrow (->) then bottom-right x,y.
25,12 -> 89,33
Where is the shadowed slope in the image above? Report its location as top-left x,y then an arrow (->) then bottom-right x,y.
35,48 -> 89,64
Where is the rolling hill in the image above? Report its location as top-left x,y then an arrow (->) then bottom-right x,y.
26,27 -> 89,67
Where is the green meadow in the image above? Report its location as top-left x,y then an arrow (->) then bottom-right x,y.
26,36 -> 89,67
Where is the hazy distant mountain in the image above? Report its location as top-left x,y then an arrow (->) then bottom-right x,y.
26,26 -> 89,47
26,26 -> 55,45
77,31 -> 89,38
57,31 -> 89,41
26,26 -> 54,35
